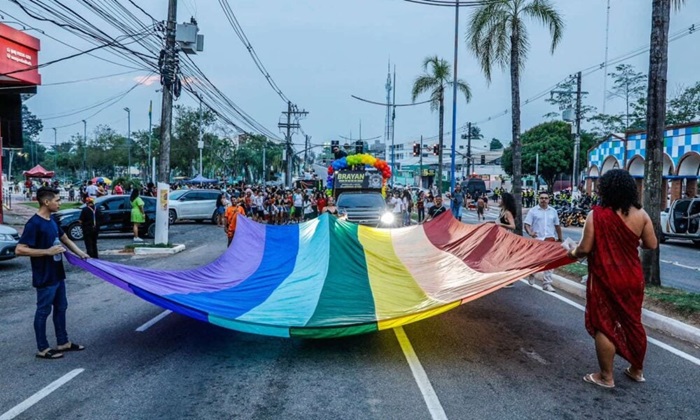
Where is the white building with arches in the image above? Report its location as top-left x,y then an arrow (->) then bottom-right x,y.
586,122 -> 700,209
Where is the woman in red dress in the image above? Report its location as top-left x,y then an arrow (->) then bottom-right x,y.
567,169 -> 657,388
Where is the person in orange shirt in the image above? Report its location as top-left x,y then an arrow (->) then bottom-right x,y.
224,199 -> 246,247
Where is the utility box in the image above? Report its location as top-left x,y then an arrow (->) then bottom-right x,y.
176,22 -> 204,54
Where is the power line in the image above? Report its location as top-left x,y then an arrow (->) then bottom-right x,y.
217,0 -> 291,104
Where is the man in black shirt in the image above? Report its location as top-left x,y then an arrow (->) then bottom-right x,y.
426,195 -> 447,222
332,145 -> 348,160
17,187 -> 90,359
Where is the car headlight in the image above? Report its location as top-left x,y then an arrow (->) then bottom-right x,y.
0,233 -> 16,242
380,212 -> 395,225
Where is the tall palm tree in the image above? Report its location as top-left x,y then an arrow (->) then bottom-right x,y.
411,56 -> 472,193
642,0 -> 684,286
467,0 -> 563,235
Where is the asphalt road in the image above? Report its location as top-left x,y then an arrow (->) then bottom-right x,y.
1,221 -> 700,419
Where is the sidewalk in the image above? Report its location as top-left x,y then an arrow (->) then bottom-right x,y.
2,198 -> 36,232
552,274 -> 700,347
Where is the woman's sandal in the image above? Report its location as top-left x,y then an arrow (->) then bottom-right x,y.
36,349 -> 63,360
57,342 -> 85,352
624,367 -> 646,383
583,373 -> 615,389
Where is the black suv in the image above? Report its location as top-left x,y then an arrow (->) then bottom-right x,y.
56,195 -> 157,241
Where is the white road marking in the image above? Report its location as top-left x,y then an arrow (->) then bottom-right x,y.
660,259 -> 700,271
394,326 -> 448,420
136,310 -> 172,332
522,280 -> 700,367
0,369 -> 84,420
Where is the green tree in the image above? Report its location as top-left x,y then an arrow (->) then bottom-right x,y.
608,64 -> 647,130
467,0 -> 564,235
489,138 -> 504,150
500,121 -> 595,190
643,0 -> 685,286
19,105 -> 44,172
170,105 -> 217,177
411,55 -> 472,193
666,82 -> 700,124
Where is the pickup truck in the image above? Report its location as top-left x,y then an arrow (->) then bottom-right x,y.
660,198 -> 700,246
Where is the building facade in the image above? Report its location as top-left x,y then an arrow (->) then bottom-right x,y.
586,122 -> 700,208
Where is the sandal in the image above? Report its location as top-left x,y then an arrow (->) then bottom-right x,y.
36,349 -> 63,360
583,373 -> 614,389
624,367 -> 646,383
57,342 -> 85,352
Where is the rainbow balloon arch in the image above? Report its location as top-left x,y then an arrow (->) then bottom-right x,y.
327,153 -> 392,196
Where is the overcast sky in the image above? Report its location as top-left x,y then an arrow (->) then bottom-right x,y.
4,0 -> 700,154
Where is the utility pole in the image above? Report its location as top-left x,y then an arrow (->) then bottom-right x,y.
535,153 -> 540,192
303,134 -> 310,174
52,128 -> 57,172
391,66 -> 396,185
278,101 -> 307,188
158,0 -> 177,183
124,107 -> 131,178
573,71 -> 582,191
82,120 -> 87,179
466,122 -> 472,176
148,100 -> 153,183
449,0 -> 460,192
551,72 -> 586,191
419,135 -> 423,189
198,95 -> 203,176
262,146 -> 266,185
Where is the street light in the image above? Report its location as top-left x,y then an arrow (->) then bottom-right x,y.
123,107 -> 131,178
81,120 -> 87,179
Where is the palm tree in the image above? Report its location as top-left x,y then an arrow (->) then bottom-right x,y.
411,56 -> 472,193
642,0 -> 684,286
467,0 -> 563,235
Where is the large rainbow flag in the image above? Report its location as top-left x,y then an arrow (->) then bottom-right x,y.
67,212 -> 573,338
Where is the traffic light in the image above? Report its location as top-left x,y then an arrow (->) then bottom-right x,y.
481,155 -> 486,165
432,144 -> 439,155
412,143 -> 420,156
355,140 -> 363,154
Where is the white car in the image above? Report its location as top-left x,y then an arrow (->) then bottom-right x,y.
0,224 -> 19,261
660,198 -> 700,246
168,189 -> 222,225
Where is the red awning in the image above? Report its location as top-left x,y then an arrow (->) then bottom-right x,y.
23,164 -> 54,178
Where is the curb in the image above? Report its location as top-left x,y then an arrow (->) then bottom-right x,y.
134,244 -> 186,255
551,274 -> 700,347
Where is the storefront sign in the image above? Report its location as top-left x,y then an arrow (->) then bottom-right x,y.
0,23 -> 41,85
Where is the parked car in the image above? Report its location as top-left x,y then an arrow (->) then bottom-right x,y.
0,224 -> 20,261
56,195 -> 157,241
168,189 -> 221,225
660,197 -> 700,246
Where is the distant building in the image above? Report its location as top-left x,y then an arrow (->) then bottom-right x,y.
586,122 -> 700,208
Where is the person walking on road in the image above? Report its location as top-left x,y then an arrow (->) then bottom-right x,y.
16,187 -> 90,360
79,197 -> 101,258
567,169 -> 657,389
425,195 -> 447,222
451,184 -> 465,221
495,192 -> 516,231
130,188 -> 145,242
524,191 -> 563,292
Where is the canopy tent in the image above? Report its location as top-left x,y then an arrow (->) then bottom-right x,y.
23,164 -> 54,178
67,212 -> 573,339
184,174 -> 219,184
